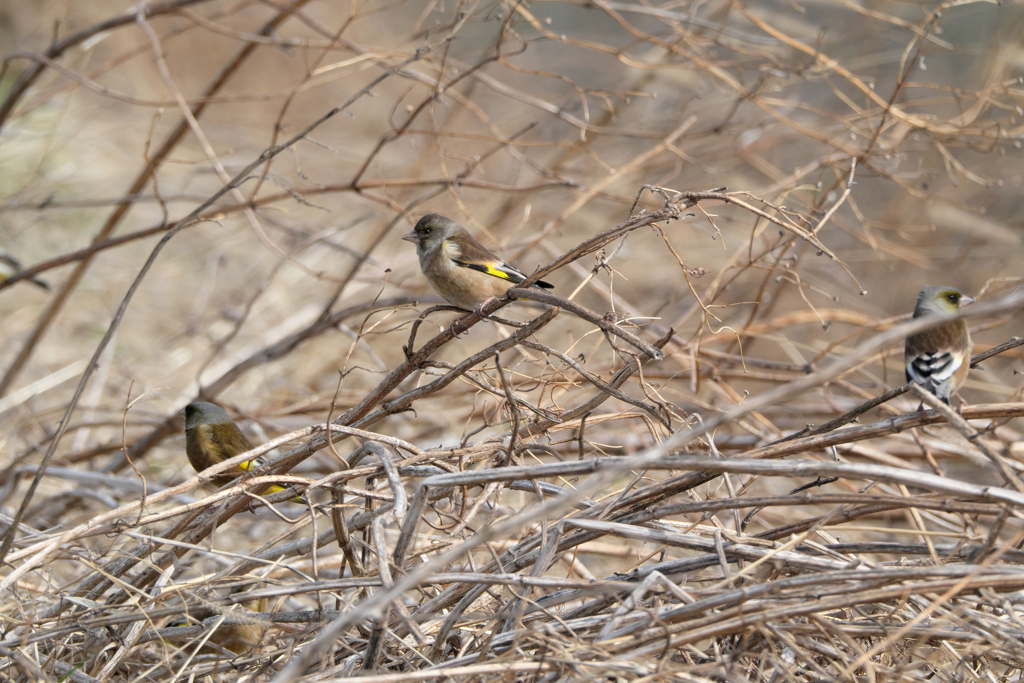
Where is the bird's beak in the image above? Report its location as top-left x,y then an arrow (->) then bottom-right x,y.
960,295 -> 976,306
401,231 -> 418,243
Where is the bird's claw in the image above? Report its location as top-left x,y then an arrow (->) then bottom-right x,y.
474,297 -> 496,319
448,322 -> 469,338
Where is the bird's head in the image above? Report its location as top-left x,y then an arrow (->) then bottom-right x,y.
914,286 -> 975,317
402,214 -> 460,255
184,401 -> 233,430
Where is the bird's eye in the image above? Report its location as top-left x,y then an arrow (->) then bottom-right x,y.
947,293 -> 957,302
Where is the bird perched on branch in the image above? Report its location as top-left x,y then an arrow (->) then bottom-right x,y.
402,214 -> 553,313
0,248 -> 49,290
904,285 -> 974,405
184,401 -> 307,505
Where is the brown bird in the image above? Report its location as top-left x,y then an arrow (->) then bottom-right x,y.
402,214 -> 553,312
165,596 -> 269,655
904,285 -> 974,405
184,401 -> 307,504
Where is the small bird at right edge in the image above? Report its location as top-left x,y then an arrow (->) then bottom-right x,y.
904,285 -> 974,406
402,214 -> 553,313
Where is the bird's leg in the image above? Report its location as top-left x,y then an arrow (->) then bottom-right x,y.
474,297 -> 496,320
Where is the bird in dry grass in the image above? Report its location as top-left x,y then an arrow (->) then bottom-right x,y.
166,597 -> 269,656
905,285 -> 974,405
0,248 -> 49,290
184,401 -> 307,505
402,213 -> 553,313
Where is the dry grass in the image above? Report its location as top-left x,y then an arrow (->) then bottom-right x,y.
1,0 -> 1024,680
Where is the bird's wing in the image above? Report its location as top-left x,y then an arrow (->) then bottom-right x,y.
192,423 -> 305,503
202,423 -> 257,467
905,333 -> 967,403
444,238 -> 554,289
444,238 -> 528,284
205,424 -> 304,500
905,321 -> 968,393
906,349 -> 964,385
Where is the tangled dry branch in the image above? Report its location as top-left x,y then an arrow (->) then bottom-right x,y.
1,0 -> 1024,681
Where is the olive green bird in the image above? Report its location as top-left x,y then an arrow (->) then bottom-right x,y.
184,401 -> 307,505
402,214 -> 553,312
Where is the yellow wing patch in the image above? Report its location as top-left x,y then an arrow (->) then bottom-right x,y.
236,459 -> 259,473
198,422 -> 259,471
445,238 -> 517,282
481,264 -> 514,281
